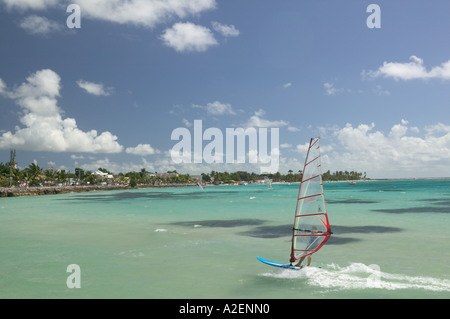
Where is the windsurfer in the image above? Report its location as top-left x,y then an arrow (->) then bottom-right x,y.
294,226 -> 320,267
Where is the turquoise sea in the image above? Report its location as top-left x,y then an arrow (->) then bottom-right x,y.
1,180 -> 450,299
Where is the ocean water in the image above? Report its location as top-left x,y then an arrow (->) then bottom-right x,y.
1,180 -> 450,299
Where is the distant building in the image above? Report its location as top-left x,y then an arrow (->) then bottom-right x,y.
156,172 -> 178,179
93,170 -> 114,180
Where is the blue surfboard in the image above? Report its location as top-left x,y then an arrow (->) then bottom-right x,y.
257,256 -> 303,270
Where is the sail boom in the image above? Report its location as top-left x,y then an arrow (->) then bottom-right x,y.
293,233 -> 328,237
295,212 -> 327,218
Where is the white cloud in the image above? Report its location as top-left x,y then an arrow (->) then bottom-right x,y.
161,22 -> 218,52
243,109 -> 288,128
0,78 -> 6,94
2,0 -> 59,10
323,82 -> 343,95
365,56 -> 450,80
211,21 -> 240,37
283,82 -> 292,88
296,143 -> 310,154
182,118 -> 192,127
79,155 -> 179,175
322,120 -> 450,178
193,101 -> 236,115
0,69 -> 123,153
18,15 -> 62,35
125,144 -> 160,156
74,0 -> 216,28
77,80 -> 113,96
287,126 -> 300,132
373,85 -> 390,96
2,0 -> 217,28
424,123 -> 450,137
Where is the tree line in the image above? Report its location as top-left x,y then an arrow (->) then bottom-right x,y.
0,159 -> 367,187
204,169 -> 367,183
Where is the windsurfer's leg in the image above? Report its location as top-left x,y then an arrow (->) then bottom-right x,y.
295,256 -> 305,266
306,255 -> 312,266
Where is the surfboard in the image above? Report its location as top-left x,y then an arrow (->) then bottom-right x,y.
257,256 -> 303,270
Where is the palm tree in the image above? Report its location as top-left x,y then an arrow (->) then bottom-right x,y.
140,168 -> 148,183
27,162 -> 43,186
44,169 -> 55,186
56,169 -> 68,185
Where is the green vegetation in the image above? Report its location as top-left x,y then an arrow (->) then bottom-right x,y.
205,169 -> 367,183
322,170 -> 367,181
0,159 -> 367,187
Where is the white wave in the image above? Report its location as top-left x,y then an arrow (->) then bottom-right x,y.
154,228 -> 168,232
261,262 -> 450,292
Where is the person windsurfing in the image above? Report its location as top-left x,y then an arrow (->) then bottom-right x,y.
294,226 -> 320,267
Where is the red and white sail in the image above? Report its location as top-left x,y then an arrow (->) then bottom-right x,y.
290,137 -> 331,263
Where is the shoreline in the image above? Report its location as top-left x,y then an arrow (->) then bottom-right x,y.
2,178 -> 446,198
0,183 -> 196,198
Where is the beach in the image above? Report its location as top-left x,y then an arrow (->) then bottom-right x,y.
0,183 -> 197,197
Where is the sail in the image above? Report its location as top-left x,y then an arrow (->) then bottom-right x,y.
290,137 -> 331,263
264,177 -> 272,189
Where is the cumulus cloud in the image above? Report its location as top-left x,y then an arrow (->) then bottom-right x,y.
73,0 -> 216,28
161,22 -> 218,52
77,80 -> 113,96
3,0 -> 217,28
192,101 -> 236,116
125,143 -> 160,156
18,15 -> 63,35
243,109 -> 288,128
0,69 -> 123,153
4,0 -> 229,52
319,120 -> 450,178
425,123 -> 450,136
2,0 -> 59,10
364,56 -> 450,80
211,21 -> 240,37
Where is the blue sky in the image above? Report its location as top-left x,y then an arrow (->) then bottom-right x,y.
1,0 -> 450,178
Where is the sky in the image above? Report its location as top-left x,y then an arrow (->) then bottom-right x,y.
1,0 -> 450,179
